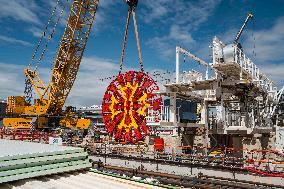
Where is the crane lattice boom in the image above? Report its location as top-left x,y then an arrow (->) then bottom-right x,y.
4,0 -> 100,130
48,0 -> 99,114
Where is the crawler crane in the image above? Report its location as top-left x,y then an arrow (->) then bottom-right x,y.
3,0 -> 100,131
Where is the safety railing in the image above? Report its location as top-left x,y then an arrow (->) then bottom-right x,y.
87,141 -> 284,174
181,71 -> 203,84
146,105 -> 170,123
234,46 -> 275,92
0,128 -> 59,143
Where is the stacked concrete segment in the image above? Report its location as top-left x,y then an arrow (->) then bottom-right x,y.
0,139 -> 91,183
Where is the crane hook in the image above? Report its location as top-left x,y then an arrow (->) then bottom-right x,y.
125,0 -> 138,8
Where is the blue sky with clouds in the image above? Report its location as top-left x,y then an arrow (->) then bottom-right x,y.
0,0 -> 283,106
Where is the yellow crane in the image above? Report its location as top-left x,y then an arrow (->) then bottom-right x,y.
3,0 -> 100,130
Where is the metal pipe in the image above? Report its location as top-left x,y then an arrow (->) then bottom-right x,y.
176,46 -> 180,84
234,13 -> 253,43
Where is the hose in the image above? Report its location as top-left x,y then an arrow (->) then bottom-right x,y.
243,167 -> 284,178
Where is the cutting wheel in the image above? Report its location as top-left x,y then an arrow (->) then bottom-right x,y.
102,71 -> 161,143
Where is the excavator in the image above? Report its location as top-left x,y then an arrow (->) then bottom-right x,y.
3,0 -> 140,132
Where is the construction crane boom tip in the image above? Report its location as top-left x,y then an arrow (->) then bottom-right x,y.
247,12 -> 253,18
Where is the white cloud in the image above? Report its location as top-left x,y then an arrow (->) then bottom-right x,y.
0,0 -> 41,24
0,63 -> 25,97
143,0 -> 221,59
169,25 -> 195,45
243,16 -> 284,64
146,36 -> 173,58
0,35 -> 32,46
27,27 -> 43,38
257,64 -> 284,88
140,0 -> 171,23
146,25 -> 196,59
80,57 -> 118,72
91,0 -> 121,34
141,0 -> 221,31
0,56 -> 120,108
66,56 -> 120,107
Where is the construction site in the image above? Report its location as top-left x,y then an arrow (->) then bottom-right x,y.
0,0 -> 283,188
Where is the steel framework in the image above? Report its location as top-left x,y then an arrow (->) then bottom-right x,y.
48,0 -> 99,114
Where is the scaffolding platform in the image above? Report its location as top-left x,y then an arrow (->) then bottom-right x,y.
213,62 -> 252,81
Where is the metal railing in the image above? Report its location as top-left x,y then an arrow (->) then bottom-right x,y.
234,46 -> 274,92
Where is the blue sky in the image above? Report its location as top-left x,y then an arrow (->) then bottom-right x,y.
0,0 -> 283,107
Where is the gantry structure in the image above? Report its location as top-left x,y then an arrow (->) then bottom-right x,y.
156,14 -> 284,152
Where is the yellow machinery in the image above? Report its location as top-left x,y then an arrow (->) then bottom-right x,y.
3,0 -> 98,130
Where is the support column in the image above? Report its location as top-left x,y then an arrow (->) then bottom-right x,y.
220,93 -> 227,132
205,101 -> 209,149
240,55 -> 243,80
201,101 -> 209,124
176,47 -> 180,84
201,100 -> 209,150
169,92 -> 177,124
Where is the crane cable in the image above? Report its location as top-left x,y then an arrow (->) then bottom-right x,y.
119,5 -> 144,73
34,0 -> 69,71
252,17 -> 256,58
24,0 -> 68,103
28,0 -> 61,68
119,8 -> 131,73
132,9 -> 144,72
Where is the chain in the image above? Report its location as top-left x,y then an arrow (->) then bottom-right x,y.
99,75 -> 117,82
25,0 -> 65,100
28,0 -> 61,68
35,0 -> 68,71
